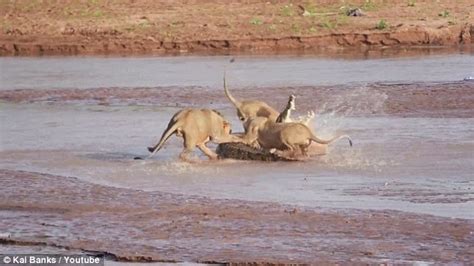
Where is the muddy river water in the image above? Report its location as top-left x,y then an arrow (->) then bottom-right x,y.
1,53 -> 473,90
1,52 -> 474,263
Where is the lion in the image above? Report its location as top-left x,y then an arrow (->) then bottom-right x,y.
147,108 -> 242,161
224,72 -> 315,128
224,71 -> 280,123
243,116 -> 352,157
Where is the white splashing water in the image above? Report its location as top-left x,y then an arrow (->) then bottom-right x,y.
301,87 -> 393,172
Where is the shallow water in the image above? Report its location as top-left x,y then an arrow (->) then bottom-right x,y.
1,54 -> 473,90
1,103 -> 473,218
1,54 -> 473,219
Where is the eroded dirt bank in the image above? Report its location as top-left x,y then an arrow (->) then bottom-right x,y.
2,25 -> 472,56
0,169 -> 473,264
1,1 -> 473,56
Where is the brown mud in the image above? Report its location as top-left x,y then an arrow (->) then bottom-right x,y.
1,82 -> 473,117
1,169 -> 473,264
1,1 -> 473,56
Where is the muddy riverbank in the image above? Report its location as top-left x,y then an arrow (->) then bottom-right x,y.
1,1 -> 473,56
1,169 -> 473,264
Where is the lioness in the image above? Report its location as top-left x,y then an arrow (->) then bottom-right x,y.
224,72 -> 315,128
243,117 -> 352,157
147,108 -> 242,161
224,71 -> 280,122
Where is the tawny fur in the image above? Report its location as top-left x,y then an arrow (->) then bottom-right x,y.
243,117 -> 352,157
224,72 -> 316,128
147,108 -> 242,161
224,71 -> 280,123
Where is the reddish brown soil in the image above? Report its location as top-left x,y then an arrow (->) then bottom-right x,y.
1,82 -> 473,117
0,169 -> 473,264
1,0 -> 473,56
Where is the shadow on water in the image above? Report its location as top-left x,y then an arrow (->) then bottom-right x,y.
83,152 -> 145,162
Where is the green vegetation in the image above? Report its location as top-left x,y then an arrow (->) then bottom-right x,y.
408,0 -> 416,7
362,0 -> 377,11
439,10 -> 450,18
299,2 -> 348,18
169,21 -> 183,28
14,0 -> 40,12
54,3 -> 108,19
138,21 -> 151,28
92,10 -> 104,17
250,17 -> 263,25
300,3 -> 318,17
78,8 -> 106,18
291,23 -> 301,33
318,14 -> 348,30
375,19 -> 388,30
321,19 -> 336,29
281,4 -> 294,17
339,5 -> 353,16
337,14 -> 349,25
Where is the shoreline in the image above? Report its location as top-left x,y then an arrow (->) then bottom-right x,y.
0,46 -> 473,61
1,26 -> 473,57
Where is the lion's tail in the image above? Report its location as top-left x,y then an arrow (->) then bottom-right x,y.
311,133 -> 353,147
147,112 -> 184,158
223,70 -> 240,109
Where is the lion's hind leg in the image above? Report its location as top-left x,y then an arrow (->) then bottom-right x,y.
299,144 -> 311,157
179,132 -> 196,161
281,139 -> 299,158
179,148 -> 194,162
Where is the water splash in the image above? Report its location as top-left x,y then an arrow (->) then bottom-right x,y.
305,87 -> 393,172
